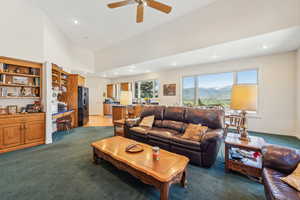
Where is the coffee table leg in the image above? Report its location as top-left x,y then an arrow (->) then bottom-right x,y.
93,148 -> 102,165
180,169 -> 187,188
160,182 -> 170,200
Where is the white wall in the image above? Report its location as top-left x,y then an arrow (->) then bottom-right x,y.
95,0 -> 300,70
0,0 -> 95,73
111,52 -> 297,137
86,76 -> 109,115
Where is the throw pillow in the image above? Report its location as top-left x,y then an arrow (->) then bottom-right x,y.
281,162 -> 300,192
181,123 -> 208,141
139,115 -> 155,128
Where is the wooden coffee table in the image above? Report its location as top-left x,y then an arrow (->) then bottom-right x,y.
91,136 -> 189,200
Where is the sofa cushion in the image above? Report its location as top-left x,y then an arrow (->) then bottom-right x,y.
263,168 -> 300,200
130,126 -> 149,135
181,123 -> 208,141
140,105 -> 165,120
148,127 -> 180,139
139,115 -> 155,128
161,120 -> 185,132
184,108 -> 224,129
164,107 -> 185,121
281,163 -> 300,192
171,135 -> 201,151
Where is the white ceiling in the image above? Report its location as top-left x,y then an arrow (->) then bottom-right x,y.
31,0 -> 218,51
96,26 -> 300,78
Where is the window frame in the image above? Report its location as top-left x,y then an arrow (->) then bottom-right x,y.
181,68 -> 260,116
133,79 -> 160,99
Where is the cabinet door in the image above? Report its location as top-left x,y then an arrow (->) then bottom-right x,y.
0,124 -> 24,149
24,121 -> 45,144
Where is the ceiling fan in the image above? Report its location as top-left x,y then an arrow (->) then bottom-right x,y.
107,0 -> 172,23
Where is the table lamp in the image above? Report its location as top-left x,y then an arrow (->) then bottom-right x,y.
230,84 -> 257,141
120,91 -> 133,105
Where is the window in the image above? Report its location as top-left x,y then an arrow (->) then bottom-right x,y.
182,77 -> 196,105
182,69 -> 258,109
198,72 -> 233,107
134,80 -> 159,99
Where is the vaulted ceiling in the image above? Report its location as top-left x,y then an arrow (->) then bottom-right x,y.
31,0 -> 218,51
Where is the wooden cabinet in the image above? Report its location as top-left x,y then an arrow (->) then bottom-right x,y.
67,74 -> 86,127
24,120 -> 45,144
1,124 -> 23,149
103,103 -> 112,115
107,84 -> 114,98
112,105 -> 127,122
0,113 -> 45,153
121,82 -> 130,91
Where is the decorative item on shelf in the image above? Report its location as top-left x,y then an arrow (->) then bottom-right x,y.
230,84 -> 257,141
26,101 -> 41,113
3,63 -> 8,72
0,63 -> 4,72
0,74 -> 5,83
12,76 -> 28,85
14,67 -> 20,73
20,107 -> 26,113
20,86 -> 26,96
163,84 -> 176,96
29,67 -> 38,75
0,87 -> 8,97
33,77 -> 40,86
0,106 -> 7,115
7,105 -> 18,114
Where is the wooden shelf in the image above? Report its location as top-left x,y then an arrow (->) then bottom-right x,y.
0,72 -> 40,78
0,83 -> 39,88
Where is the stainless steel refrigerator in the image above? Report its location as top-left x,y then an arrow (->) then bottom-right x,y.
78,86 -> 89,126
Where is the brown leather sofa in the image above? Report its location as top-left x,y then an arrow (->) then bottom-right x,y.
124,106 -> 224,168
262,145 -> 300,200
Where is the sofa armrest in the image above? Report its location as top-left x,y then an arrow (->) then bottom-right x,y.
199,129 -> 223,167
262,144 -> 300,174
125,118 -> 141,128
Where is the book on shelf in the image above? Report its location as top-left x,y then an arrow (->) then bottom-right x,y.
0,87 -> 8,97
33,77 -> 40,86
0,74 -> 5,83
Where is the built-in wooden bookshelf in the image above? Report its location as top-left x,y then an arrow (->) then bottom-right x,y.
0,57 -> 42,99
52,64 -> 69,90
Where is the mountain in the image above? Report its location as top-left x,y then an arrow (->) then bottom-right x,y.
183,86 -> 232,100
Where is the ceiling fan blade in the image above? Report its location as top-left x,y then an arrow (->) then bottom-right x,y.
107,0 -> 134,9
147,0 -> 172,14
136,4 -> 144,23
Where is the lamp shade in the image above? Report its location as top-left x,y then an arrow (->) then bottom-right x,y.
230,84 -> 257,111
120,91 -> 133,105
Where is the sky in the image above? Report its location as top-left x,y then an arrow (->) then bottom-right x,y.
183,70 -> 257,89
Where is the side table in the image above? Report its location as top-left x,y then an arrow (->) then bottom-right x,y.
113,119 -> 125,136
225,133 -> 266,182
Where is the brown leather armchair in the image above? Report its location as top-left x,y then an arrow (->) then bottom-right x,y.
262,145 -> 300,200
124,105 -> 224,168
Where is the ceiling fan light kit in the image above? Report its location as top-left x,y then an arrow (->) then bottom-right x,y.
107,0 -> 172,23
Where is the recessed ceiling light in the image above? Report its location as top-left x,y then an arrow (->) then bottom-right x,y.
129,65 -> 136,69
73,19 -> 79,25
146,70 -> 151,73
262,45 -> 268,49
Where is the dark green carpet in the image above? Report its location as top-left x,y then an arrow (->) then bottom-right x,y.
0,127 -> 299,200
